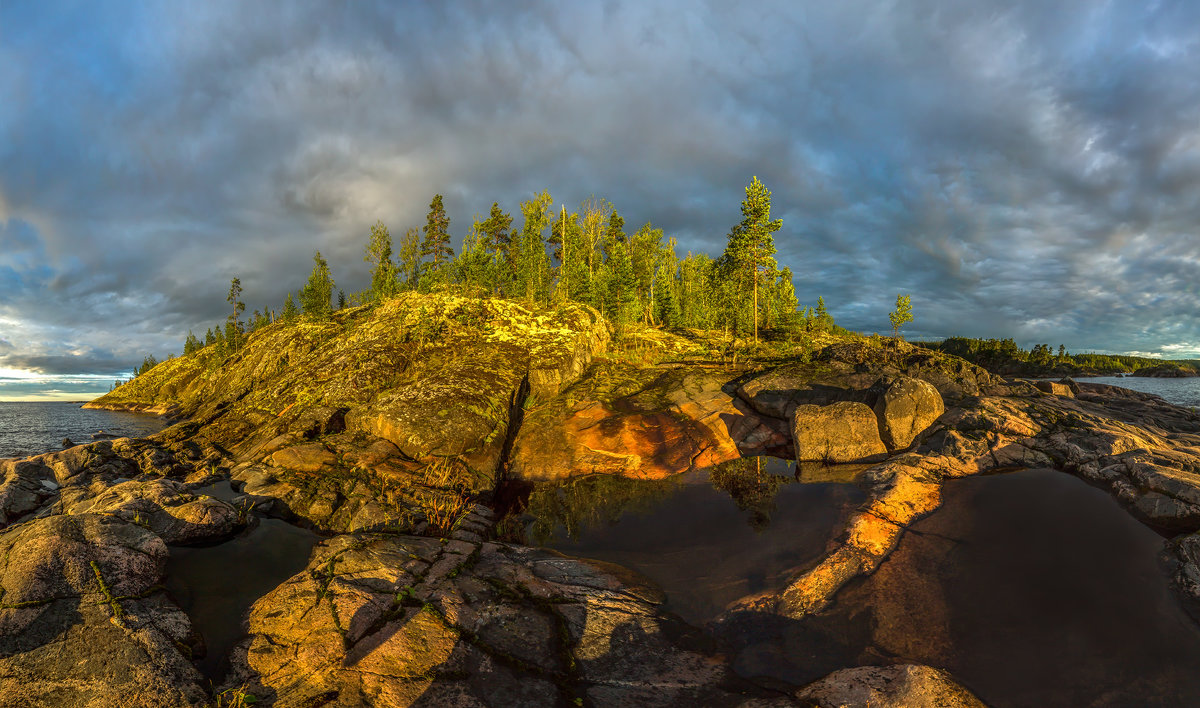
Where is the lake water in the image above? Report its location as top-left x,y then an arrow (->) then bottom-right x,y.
726,469 -> 1200,707
1085,375 -> 1200,408
0,401 -> 169,459
165,482 -> 322,679
506,457 -> 867,625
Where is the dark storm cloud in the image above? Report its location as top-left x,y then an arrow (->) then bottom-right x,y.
2,0 -> 1200,392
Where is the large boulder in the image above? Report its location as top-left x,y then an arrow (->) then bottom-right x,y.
871,376 -> 945,451
62,478 -> 241,545
0,514 -> 206,706
794,664 -> 987,708
792,401 -> 888,464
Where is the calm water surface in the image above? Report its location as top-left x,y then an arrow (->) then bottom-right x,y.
514,457 -> 867,624
1086,375 -> 1200,408
0,401 -> 168,459
732,469 -> 1200,707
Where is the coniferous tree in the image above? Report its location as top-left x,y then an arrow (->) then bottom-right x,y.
204,328 -> 216,348
299,251 -> 334,319
814,296 -> 832,332
226,277 -> 245,352
364,220 -> 397,302
421,194 -> 454,287
282,292 -> 299,321
183,331 -> 201,356
453,217 -> 494,296
717,176 -> 782,341
477,202 -> 514,293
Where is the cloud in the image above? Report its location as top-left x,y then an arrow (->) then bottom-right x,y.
2,0 -> 1200,392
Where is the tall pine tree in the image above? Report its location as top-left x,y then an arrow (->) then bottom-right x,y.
717,176 -> 782,341
421,194 -> 454,287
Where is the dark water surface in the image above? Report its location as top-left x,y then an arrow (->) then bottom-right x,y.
523,457 -> 867,625
740,469 -> 1200,707
0,401 -> 168,458
166,483 -> 321,678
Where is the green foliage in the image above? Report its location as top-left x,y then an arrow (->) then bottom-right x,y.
716,176 -> 783,340
281,292 -> 299,322
134,354 -> 158,377
421,194 -> 454,286
225,278 -> 245,352
299,251 -> 335,319
889,294 -> 913,337
364,219 -> 397,302
512,190 -> 553,301
182,330 -> 201,356
396,227 -> 422,291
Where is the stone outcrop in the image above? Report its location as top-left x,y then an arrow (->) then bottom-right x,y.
794,664 -> 987,708
872,376 -> 945,450
791,401 -> 888,464
62,478 -> 241,545
0,514 -> 207,706
510,366 -> 788,481
223,534 -> 768,707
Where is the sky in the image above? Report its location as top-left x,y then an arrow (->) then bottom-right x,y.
2,1 -> 1200,400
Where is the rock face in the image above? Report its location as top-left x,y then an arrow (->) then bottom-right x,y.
792,402 -> 888,464
510,367 -> 788,481
62,478 -> 240,545
794,664 -> 987,708
0,514 -> 207,706
872,376 -> 945,451
225,534 -> 762,707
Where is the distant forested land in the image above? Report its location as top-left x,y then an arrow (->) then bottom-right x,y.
919,337 -> 1200,378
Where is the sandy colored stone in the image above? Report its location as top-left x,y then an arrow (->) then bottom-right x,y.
792,401 -> 888,464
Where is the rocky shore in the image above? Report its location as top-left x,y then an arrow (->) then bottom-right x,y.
5,293 -> 1200,706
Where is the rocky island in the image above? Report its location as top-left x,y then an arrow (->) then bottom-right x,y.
3,292 -> 1200,707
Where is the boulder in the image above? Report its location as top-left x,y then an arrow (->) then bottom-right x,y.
871,376 -> 945,451
794,664 -> 987,708
62,478 -> 241,545
1035,380 -> 1075,397
0,514 -> 206,706
792,402 -> 888,464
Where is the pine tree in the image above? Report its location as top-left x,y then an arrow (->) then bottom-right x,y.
814,296 -> 832,332
226,278 -> 245,352
183,330 -> 201,356
299,251 -> 334,319
282,292 -> 299,321
717,176 -> 783,341
364,220 -> 397,302
453,217 -> 494,296
479,202 -> 514,260
421,194 -> 454,287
